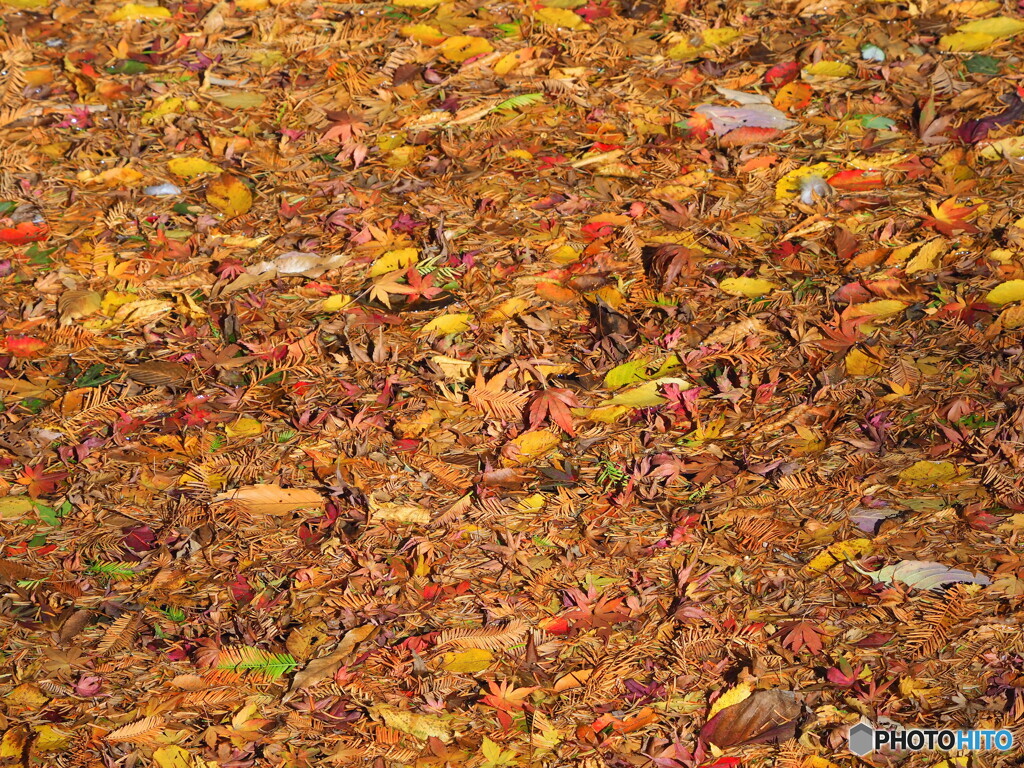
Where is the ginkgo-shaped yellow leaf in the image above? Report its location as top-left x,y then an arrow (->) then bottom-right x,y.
206,173 -> 253,217
719,277 -> 779,298
956,16 -> 1024,37
986,280 -> 1024,305
108,2 -> 171,21
420,313 -> 473,335
369,248 -> 418,277
938,32 -> 997,51
167,157 -> 221,177
438,35 -> 494,63
803,61 -> 854,77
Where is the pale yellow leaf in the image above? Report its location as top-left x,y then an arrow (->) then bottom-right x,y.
421,313 -> 472,335
938,32 -> 997,51
803,61 -> 853,77
987,280 -> 1024,305
108,2 -> 171,21
719,277 -> 779,298
167,157 -> 221,177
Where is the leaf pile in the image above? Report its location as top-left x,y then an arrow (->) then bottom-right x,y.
3,0 -> 1024,765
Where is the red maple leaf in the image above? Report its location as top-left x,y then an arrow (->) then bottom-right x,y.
921,198 -> 980,236
527,388 -> 579,435
777,621 -> 825,655
19,464 -> 68,499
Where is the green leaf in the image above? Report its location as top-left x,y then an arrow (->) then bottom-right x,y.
858,114 -> 896,130
493,93 -> 544,112
73,364 -> 120,388
965,55 -> 1000,75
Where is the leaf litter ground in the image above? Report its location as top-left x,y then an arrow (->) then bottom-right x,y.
2,0 -> 1024,766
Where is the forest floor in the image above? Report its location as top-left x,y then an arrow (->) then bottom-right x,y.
2,0 -> 1024,766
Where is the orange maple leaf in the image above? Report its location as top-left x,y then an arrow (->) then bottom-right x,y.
921,198 -> 980,236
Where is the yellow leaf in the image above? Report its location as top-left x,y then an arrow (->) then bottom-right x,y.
484,297 -> 530,322
369,247 -> 419,277
369,499 -> 431,525
956,16 -> 1024,37
205,173 -> 252,217
805,538 -> 872,573
438,35 -> 494,63
708,682 -> 752,719
845,299 -> 908,318
803,61 -> 853,77
439,648 -> 494,673
104,299 -> 174,329
702,27 -> 742,46
168,157 -> 221,177
400,24 -> 447,45
939,0 -> 999,15
719,277 -> 779,298
6,684 -> 49,710
517,493 -> 546,513
0,729 -> 28,758
979,135 -> 1024,161
938,31 -> 997,51
421,313 -> 473,335
392,0 -> 443,5
899,460 -> 965,486
904,239 -> 946,274
225,417 -> 263,438
0,496 -> 36,520
987,279 -> 1024,305
776,163 -> 833,200
605,377 -> 690,407
506,430 -> 560,464
153,746 -> 192,768
83,165 -> 145,186
33,725 -> 71,752
108,2 -> 171,21
581,404 -> 630,423
1,0 -> 50,7
372,704 -> 451,741
604,359 -> 651,389
999,305 -> 1024,329
845,348 -> 883,376
494,48 -> 534,75
534,7 -> 587,28
321,294 -> 354,311
666,41 -> 708,60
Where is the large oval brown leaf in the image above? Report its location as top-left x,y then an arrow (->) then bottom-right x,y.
700,689 -> 801,747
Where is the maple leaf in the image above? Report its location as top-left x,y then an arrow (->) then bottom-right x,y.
527,388 -> 579,435
18,464 -> 68,499
365,273 -> 417,309
921,198 -> 980,236
563,587 -> 633,632
480,680 -> 538,712
776,621 -> 825,655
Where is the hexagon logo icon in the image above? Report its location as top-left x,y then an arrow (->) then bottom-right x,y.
849,723 -> 874,756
